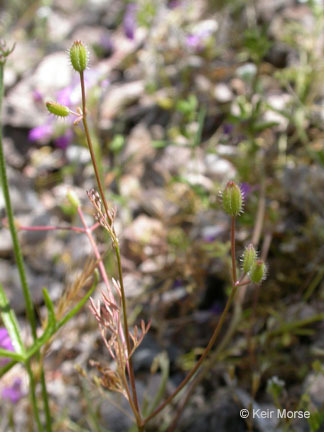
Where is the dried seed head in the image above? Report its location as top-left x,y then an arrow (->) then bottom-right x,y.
69,40 -> 88,73
250,260 -> 267,284
46,100 -> 70,117
222,181 -> 244,216
242,243 -> 257,274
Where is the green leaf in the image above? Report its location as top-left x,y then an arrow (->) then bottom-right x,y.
43,288 -> 56,331
0,284 -> 25,357
0,348 -> 23,361
0,359 -> 16,378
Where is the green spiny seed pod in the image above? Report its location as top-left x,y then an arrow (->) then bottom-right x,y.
222,181 -> 243,216
46,100 -> 70,117
250,260 -> 267,284
69,40 -> 88,73
242,243 -> 257,274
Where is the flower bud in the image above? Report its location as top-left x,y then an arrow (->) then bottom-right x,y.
250,260 -> 267,284
222,181 -> 243,216
46,101 -> 70,117
242,243 -> 257,274
67,190 -> 80,209
69,40 -> 88,73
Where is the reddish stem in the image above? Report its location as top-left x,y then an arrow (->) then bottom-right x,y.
231,216 -> 237,284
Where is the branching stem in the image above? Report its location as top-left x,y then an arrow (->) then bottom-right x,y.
78,71 -> 141,426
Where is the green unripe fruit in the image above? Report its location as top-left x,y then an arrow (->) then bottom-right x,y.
46,101 -> 70,117
67,190 -> 80,209
242,243 -> 257,274
69,40 -> 88,73
250,260 -> 267,284
222,181 -> 243,216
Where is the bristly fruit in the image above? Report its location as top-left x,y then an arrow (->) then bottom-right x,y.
242,243 -> 257,274
222,181 -> 244,216
46,100 -> 70,117
250,260 -> 267,284
69,40 -> 88,73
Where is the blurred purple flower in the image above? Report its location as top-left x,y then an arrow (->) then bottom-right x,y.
240,182 -> 252,199
32,89 -> 43,103
99,34 -> 114,56
173,279 -> 184,288
186,28 -> 212,51
57,86 -> 73,107
54,129 -> 73,150
210,302 -> 224,315
28,124 -> 53,142
0,327 -> 14,366
2,378 -> 24,404
123,3 -> 137,40
223,123 -> 234,135
168,0 -> 181,8
203,234 -> 217,243
101,78 -> 110,89
186,34 -> 202,49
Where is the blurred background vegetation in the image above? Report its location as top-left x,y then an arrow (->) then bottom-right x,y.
1,0 -> 324,431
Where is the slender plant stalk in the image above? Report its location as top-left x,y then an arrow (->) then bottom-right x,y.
0,62 -> 37,341
167,188 -> 269,430
0,53 -> 52,432
231,216 -> 237,284
144,283 -> 239,425
78,71 -> 142,425
40,367 -> 52,432
148,216 -> 240,429
26,362 -> 44,432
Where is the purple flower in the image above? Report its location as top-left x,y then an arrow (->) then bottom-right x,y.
54,129 -> 73,150
223,123 -> 234,135
2,378 -> 24,404
99,35 -> 114,56
57,86 -> 73,107
186,34 -> 202,49
100,78 -> 110,89
123,3 -> 137,40
0,327 -> 14,366
168,0 -> 181,8
28,124 -> 53,142
210,302 -> 224,315
173,279 -> 184,288
32,89 -> 43,103
240,182 -> 252,199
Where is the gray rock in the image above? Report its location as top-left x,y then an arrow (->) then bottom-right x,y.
0,167 -> 40,214
213,83 -> 233,103
180,390 -> 247,432
0,259 -> 60,313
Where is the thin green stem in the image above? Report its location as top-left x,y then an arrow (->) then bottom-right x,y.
40,367 -> 52,432
78,71 -> 141,423
146,212 -> 240,428
115,245 -> 141,414
231,216 -> 237,284
1,59 -> 52,431
144,284 -> 238,425
0,63 -> 37,341
26,362 -> 44,432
